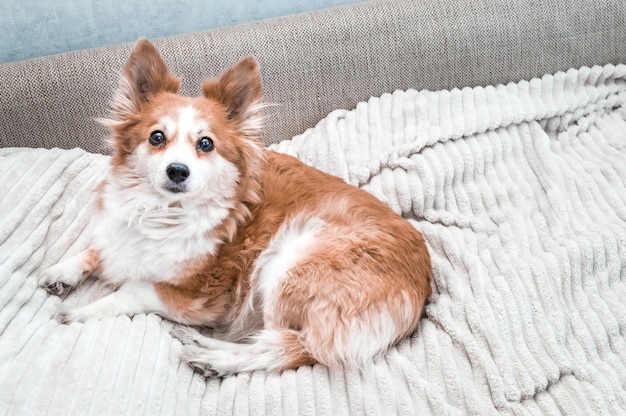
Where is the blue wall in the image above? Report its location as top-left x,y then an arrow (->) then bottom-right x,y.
0,0 -> 363,63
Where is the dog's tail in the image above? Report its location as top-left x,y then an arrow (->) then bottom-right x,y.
178,327 -> 317,377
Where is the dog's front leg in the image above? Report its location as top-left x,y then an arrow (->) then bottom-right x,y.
57,281 -> 168,324
39,248 -> 101,297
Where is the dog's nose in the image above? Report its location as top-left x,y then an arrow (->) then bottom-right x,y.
166,163 -> 190,183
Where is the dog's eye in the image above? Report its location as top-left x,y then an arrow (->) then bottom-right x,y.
149,130 -> 166,147
197,137 -> 214,153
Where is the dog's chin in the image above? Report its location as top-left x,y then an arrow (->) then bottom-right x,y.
157,181 -> 190,199
164,183 -> 187,194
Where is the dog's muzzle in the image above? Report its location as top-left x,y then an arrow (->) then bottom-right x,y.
165,163 -> 189,193
166,163 -> 190,184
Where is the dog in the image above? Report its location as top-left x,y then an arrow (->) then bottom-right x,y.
38,39 -> 432,377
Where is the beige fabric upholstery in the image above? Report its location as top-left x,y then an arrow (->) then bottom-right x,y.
1,0 -> 625,154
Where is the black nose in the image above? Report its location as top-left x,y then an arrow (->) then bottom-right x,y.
166,163 -> 190,183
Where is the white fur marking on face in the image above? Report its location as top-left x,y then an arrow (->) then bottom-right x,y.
162,105 -> 205,145
152,106 -> 204,195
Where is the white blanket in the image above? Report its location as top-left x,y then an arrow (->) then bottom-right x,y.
1,64 -> 625,415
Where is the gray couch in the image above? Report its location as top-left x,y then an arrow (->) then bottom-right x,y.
1,0 -> 626,414
3,0 -> 625,153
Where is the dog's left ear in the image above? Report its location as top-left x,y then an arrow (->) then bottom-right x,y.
202,57 -> 263,135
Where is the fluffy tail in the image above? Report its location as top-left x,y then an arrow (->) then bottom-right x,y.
174,326 -> 316,377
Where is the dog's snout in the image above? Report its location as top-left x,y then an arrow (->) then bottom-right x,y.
166,163 -> 190,183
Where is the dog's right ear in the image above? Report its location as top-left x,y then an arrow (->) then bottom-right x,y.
111,38 -> 181,119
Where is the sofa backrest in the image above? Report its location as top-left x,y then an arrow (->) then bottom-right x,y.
1,0 -> 625,153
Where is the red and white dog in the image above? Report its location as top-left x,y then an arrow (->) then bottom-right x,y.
39,39 -> 432,377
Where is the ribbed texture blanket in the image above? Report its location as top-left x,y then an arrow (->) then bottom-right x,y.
1,64 -> 625,415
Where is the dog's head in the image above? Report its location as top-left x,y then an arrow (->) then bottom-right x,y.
103,39 -> 265,205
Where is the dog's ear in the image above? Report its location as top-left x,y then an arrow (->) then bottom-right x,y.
202,57 -> 263,135
112,38 -> 181,118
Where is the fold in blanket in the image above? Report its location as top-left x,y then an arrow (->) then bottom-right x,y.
1,64 -> 625,415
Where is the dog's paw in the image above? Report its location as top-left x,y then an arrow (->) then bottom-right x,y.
54,305 -> 88,325
187,360 -> 219,378
38,263 -> 80,298
38,270 -> 75,298
41,281 -> 73,297
179,343 -> 221,378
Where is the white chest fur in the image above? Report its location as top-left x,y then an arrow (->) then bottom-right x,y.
92,181 -> 230,286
